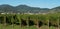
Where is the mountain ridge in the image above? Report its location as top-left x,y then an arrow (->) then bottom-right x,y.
0,4 -> 60,13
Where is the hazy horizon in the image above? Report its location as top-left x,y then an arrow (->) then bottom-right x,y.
0,0 -> 60,8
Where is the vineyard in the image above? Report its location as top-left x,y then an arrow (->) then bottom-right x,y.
0,13 -> 60,29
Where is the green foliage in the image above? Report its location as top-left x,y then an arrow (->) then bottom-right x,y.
0,13 -> 60,26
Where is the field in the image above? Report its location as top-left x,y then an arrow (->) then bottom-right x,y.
0,13 -> 60,29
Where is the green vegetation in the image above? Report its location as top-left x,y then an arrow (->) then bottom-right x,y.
0,13 -> 60,29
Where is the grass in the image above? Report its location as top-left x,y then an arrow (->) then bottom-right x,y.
0,24 -> 60,29
0,24 -> 3,29
49,26 -> 58,29
0,24 -> 37,29
6,25 -> 28,29
39,25 -> 49,29
5,25 -> 13,29
29,26 -> 37,29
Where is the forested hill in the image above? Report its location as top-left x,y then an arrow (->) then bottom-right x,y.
0,4 -> 60,13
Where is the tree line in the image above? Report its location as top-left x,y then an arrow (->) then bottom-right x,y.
0,13 -> 60,27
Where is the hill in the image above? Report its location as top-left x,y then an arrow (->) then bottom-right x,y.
0,4 -> 60,13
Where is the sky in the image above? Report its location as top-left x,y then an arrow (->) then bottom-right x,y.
0,0 -> 60,8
